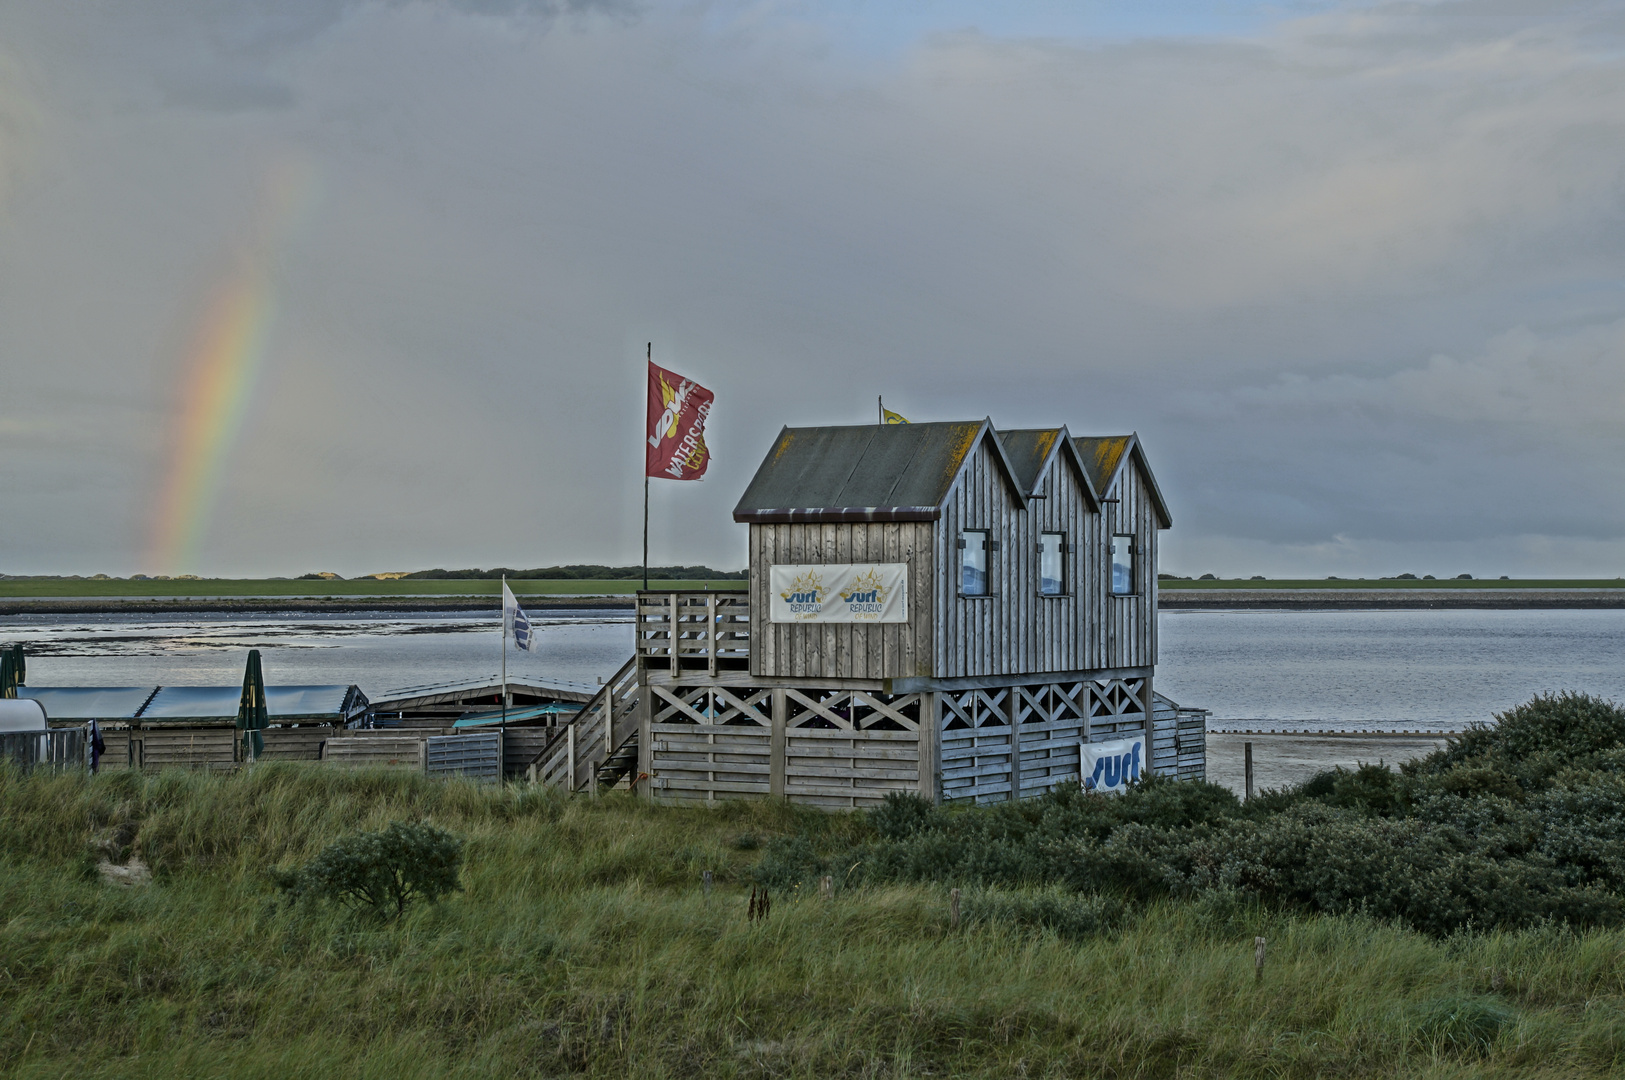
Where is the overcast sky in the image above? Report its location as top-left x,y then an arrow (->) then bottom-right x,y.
2,0 -> 1624,579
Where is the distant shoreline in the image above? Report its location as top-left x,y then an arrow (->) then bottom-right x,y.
3,586 -> 1624,616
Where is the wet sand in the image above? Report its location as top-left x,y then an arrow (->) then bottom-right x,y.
1205,733 -> 1450,796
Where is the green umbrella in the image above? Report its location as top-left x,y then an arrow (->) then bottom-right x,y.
236,649 -> 269,762
0,645 -> 17,699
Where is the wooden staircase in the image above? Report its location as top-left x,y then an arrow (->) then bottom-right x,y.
526,655 -> 643,792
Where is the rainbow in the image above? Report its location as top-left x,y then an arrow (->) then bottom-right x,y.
146,162 -> 317,575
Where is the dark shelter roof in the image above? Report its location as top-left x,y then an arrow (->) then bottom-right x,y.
139,684 -> 367,723
19,686 -> 158,720
733,420 -> 1024,523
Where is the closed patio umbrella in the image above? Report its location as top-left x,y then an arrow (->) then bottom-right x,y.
236,649 -> 269,761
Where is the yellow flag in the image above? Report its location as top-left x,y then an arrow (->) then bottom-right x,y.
882,407 -> 910,425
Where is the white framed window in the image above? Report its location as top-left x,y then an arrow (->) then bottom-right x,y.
959,530 -> 990,596
1039,532 -> 1066,596
1111,534 -> 1135,595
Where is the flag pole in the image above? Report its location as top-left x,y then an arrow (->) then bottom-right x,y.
878,395 -> 883,425
501,574 -> 508,727
643,342 -> 651,594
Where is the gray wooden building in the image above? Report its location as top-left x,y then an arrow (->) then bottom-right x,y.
534,418 -> 1206,806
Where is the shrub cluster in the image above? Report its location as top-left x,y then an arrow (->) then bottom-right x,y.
757,692 -> 1625,937
272,820 -> 463,917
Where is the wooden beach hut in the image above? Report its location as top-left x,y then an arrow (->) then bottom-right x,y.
535,418 -> 1207,806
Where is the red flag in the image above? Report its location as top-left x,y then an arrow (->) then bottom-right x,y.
646,361 -> 714,480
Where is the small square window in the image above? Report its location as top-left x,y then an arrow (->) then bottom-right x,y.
1111,535 -> 1135,595
960,530 -> 989,595
1039,532 -> 1065,596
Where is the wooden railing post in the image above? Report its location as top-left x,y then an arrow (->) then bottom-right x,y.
670,593 -> 680,673
707,592 -> 718,678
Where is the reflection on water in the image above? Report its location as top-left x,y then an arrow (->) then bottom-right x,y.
4,608 -> 1622,730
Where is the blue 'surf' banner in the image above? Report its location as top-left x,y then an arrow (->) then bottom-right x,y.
1081,735 -> 1144,794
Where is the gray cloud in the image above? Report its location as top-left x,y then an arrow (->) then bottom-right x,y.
2,1 -> 1624,576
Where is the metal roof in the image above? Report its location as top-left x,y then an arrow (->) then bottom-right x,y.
452,702 -> 583,728
367,676 -> 598,708
19,686 -> 158,720
732,419 -> 1026,523
138,684 -> 365,723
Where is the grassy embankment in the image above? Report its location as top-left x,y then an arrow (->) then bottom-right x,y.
6,762 -> 1625,1078
0,578 -> 747,599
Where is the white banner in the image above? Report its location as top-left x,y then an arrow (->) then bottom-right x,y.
1081,736 -> 1145,794
768,563 -> 909,623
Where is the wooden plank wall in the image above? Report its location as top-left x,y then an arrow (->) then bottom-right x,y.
932,439 -> 1160,678
322,736 -> 425,770
1100,456 -> 1159,670
749,521 -> 935,680
933,438 -> 1022,678
259,728 -> 332,761
131,728 -> 237,771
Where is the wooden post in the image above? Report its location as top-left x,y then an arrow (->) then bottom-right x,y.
1009,692 -> 1022,802
707,592 -> 718,678
769,688 -> 787,799
1141,673 -> 1155,779
636,666 -> 653,800
1244,741 -> 1254,802
566,722 -> 576,792
917,691 -> 939,802
702,870 -> 713,898
669,593 -> 680,673
819,874 -> 832,900
950,887 -> 961,929
1254,936 -> 1266,983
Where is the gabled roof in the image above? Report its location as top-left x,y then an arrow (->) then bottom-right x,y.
733,419 -> 1026,523
997,427 -> 1100,508
1073,433 -> 1172,528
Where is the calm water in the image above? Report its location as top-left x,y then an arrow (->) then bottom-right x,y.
0,611 -> 634,699
3,608 -> 1622,730
1158,609 -> 1625,732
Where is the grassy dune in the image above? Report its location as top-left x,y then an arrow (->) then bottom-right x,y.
5,765 -> 1625,1078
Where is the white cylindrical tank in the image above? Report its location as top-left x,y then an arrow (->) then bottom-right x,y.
0,699 -> 48,732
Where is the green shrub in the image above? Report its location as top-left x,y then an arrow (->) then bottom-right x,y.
746,694 -> 1625,937
1413,995 -> 1517,1054
273,820 -> 463,917
1421,692 -> 1625,779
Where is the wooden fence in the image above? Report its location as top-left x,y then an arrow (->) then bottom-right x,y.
635,591 -> 751,674
0,729 -> 85,772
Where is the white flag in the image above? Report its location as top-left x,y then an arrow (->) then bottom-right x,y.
502,580 -> 537,652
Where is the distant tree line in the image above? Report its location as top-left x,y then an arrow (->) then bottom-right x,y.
397,565 -> 747,581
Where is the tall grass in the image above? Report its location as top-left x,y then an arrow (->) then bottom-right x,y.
4,764 -> 1625,1077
